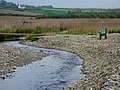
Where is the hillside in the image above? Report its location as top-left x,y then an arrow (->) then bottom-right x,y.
0,0 -> 120,18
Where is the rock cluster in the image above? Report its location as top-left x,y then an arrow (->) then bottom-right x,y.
0,44 -> 45,79
23,34 -> 120,90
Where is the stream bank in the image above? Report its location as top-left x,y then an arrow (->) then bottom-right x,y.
23,34 -> 120,90
0,41 -> 84,90
0,42 -> 45,78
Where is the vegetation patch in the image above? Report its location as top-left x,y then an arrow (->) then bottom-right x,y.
108,29 -> 120,34
63,29 -> 98,35
1,0 -> 120,18
25,35 -> 39,41
0,35 -> 18,41
0,27 -> 43,34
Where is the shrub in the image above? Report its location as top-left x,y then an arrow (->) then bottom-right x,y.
64,29 -> 97,35
26,35 -> 39,41
35,26 -> 43,33
0,35 -> 18,41
108,29 -> 120,34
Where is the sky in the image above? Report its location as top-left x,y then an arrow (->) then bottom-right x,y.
6,0 -> 120,9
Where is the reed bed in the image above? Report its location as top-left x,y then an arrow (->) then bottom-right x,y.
0,16 -> 120,35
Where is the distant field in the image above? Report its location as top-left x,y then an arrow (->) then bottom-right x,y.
42,8 -> 69,11
0,9 -> 42,16
0,16 -> 120,34
24,8 -> 69,15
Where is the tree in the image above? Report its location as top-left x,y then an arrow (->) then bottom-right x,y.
0,0 -> 7,8
0,0 -> 18,9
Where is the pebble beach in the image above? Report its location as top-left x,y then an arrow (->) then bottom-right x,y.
23,33 -> 120,90
0,44 -> 45,79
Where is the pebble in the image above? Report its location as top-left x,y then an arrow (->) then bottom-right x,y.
23,34 -> 120,90
0,43 -> 45,78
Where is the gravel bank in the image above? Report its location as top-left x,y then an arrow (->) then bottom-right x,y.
0,44 -> 45,79
23,34 -> 120,90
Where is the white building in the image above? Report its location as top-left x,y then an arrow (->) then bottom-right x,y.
18,4 -> 26,9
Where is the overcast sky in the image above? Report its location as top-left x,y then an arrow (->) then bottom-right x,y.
6,0 -> 120,8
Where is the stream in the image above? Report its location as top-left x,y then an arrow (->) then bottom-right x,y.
0,41 -> 84,90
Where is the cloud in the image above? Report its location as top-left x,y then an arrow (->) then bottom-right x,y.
6,0 -> 120,8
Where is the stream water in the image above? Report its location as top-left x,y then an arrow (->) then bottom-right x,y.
0,41 -> 84,90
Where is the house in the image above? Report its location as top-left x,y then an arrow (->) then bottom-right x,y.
18,4 -> 26,9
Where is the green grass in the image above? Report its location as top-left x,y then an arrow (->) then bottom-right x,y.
0,26 -> 44,34
25,35 -> 39,41
0,27 -> 44,42
62,29 -> 120,35
63,30 -> 98,35
42,8 -> 69,11
1,24 -> 120,40
0,35 -> 19,41
24,8 -> 69,15
5,25 -> 67,34
108,29 -> 120,34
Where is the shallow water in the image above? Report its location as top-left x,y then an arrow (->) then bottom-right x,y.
0,41 -> 84,90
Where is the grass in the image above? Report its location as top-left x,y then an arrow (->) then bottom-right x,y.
24,8 -> 68,15
0,26 -> 119,42
0,17 -> 120,35
0,32 -> 43,42
41,8 -> 69,11
0,25 -> 120,36
63,29 -> 120,35
108,29 -> 120,34
0,35 -> 19,41
0,9 -> 41,16
1,17 -> 120,31
0,26 -> 43,34
63,29 -> 98,35
25,34 -> 39,41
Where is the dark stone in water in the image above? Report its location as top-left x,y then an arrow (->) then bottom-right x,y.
0,75 -> 6,80
60,81 -> 66,84
40,65 -> 44,67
